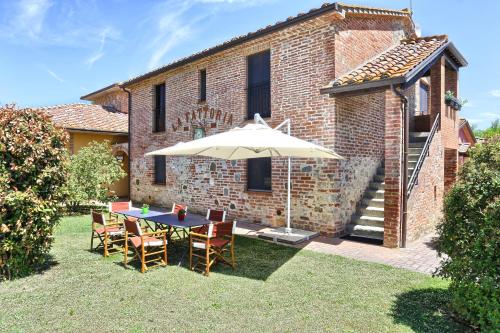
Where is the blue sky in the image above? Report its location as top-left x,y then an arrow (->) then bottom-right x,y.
1,0 -> 499,129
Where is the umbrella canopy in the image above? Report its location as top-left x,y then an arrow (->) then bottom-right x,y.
146,116 -> 343,234
145,123 -> 343,160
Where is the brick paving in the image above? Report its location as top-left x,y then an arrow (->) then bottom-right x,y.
235,221 -> 441,274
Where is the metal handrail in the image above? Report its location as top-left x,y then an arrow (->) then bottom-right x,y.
407,113 -> 440,197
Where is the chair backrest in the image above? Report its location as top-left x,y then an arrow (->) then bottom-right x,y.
92,211 -> 106,226
214,220 -> 237,238
123,218 -> 142,236
206,209 -> 226,223
108,201 -> 132,212
172,203 -> 188,215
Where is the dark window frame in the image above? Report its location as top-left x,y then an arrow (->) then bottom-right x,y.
153,155 -> 166,185
419,82 -> 430,115
247,157 -> 272,192
153,83 -> 166,133
199,69 -> 207,102
247,50 -> 271,120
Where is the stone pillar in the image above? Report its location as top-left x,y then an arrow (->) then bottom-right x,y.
383,88 -> 403,248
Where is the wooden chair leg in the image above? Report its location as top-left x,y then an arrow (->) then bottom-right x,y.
104,234 -> 109,257
205,245 -> 210,276
90,232 -> 94,251
141,244 -> 146,273
124,240 -> 128,267
230,243 -> 236,269
189,236 -> 193,271
163,234 -> 168,266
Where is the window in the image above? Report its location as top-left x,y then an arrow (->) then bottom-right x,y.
247,157 -> 271,191
419,83 -> 429,115
247,50 -> 270,119
153,83 -> 166,132
153,155 -> 166,185
199,69 -> 207,102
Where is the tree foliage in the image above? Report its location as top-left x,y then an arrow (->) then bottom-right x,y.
436,135 -> 500,332
64,141 -> 125,209
0,105 -> 68,277
473,119 -> 500,139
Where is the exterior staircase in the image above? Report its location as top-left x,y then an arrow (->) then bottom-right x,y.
346,163 -> 385,241
345,131 -> 430,243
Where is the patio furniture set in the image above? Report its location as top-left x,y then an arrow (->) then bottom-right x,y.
90,201 -> 237,275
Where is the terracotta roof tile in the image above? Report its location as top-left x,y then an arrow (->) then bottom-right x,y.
121,2 -> 412,87
329,35 -> 448,88
40,103 -> 128,134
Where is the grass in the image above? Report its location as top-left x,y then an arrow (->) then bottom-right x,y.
0,215 -> 468,333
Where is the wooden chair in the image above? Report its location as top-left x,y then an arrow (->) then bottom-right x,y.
189,220 -> 237,276
108,201 -> 132,223
206,209 -> 226,223
90,210 -> 124,257
123,218 -> 168,273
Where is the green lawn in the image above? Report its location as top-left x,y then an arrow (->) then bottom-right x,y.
0,215 -> 468,332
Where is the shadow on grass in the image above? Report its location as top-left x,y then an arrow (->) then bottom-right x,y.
391,288 -> 470,333
1,254 -> 59,282
111,236 -> 300,280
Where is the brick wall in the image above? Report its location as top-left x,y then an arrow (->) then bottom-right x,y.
407,132 -> 444,241
92,90 -> 129,113
128,12 -> 411,236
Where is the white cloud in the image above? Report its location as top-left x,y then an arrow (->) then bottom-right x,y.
85,27 -> 117,68
490,90 -> 500,97
45,68 -> 65,83
13,0 -> 53,39
480,112 -> 500,119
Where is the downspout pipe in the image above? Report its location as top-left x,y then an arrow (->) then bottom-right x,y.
120,86 -> 132,200
391,85 -> 408,248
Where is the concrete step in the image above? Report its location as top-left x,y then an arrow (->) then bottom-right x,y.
365,189 -> 385,199
346,224 -> 384,240
362,197 -> 384,208
408,160 -> 417,169
408,147 -> 423,155
369,181 -> 385,190
409,132 -> 430,142
409,142 -> 425,148
408,153 -> 420,161
373,174 -> 385,182
359,206 -> 384,218
351,215 -> 385,228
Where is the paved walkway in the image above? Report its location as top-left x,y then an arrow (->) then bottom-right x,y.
235,222 -> 441,274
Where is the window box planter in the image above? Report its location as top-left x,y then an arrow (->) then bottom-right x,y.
445,96 -> 462,110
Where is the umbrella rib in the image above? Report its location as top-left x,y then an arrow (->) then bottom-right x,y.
227,147 -> 239,160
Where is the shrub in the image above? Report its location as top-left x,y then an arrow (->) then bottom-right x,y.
436,135 -> 500,332
0,105 -> 68,277
64,141 -> 125,210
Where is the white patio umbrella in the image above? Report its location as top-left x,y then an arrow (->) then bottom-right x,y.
146,114 -> 343,233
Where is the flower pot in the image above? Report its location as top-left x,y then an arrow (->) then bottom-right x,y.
141,207 -> 149,214
178,214 -> 185,221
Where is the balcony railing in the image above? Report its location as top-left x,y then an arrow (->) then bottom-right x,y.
407,112 -> 440,196
247,82 -> 270,119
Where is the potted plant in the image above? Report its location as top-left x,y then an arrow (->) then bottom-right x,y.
445,90 -> 467,110
141,204 -> 149,215
177,208 -> 186,221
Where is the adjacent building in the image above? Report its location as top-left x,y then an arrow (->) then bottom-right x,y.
41,103 -> 129,198
82,3 -> 467,247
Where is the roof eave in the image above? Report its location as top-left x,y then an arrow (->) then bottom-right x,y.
66,127 -> 128,135
80,83 -> 122,101
322,41 -> 468,95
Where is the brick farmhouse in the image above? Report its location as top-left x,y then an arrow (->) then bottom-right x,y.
82,3 -> 467,248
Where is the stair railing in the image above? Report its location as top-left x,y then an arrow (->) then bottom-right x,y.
406,112 -> 440,197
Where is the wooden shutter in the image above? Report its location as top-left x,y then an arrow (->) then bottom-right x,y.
154,155 -> 166,185
247,157 -> 271,191
154,83 -> 166,132
247,50 -> 271,119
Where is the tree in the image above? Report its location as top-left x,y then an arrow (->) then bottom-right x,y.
436,135 -> 500,332
65,141 -> 126,210
0,105 -> 68,277
473,119 -> 500,139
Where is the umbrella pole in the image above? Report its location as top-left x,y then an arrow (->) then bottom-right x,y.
285,121 -> 292,234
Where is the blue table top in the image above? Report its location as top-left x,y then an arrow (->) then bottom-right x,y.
117,210 -> 209,228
